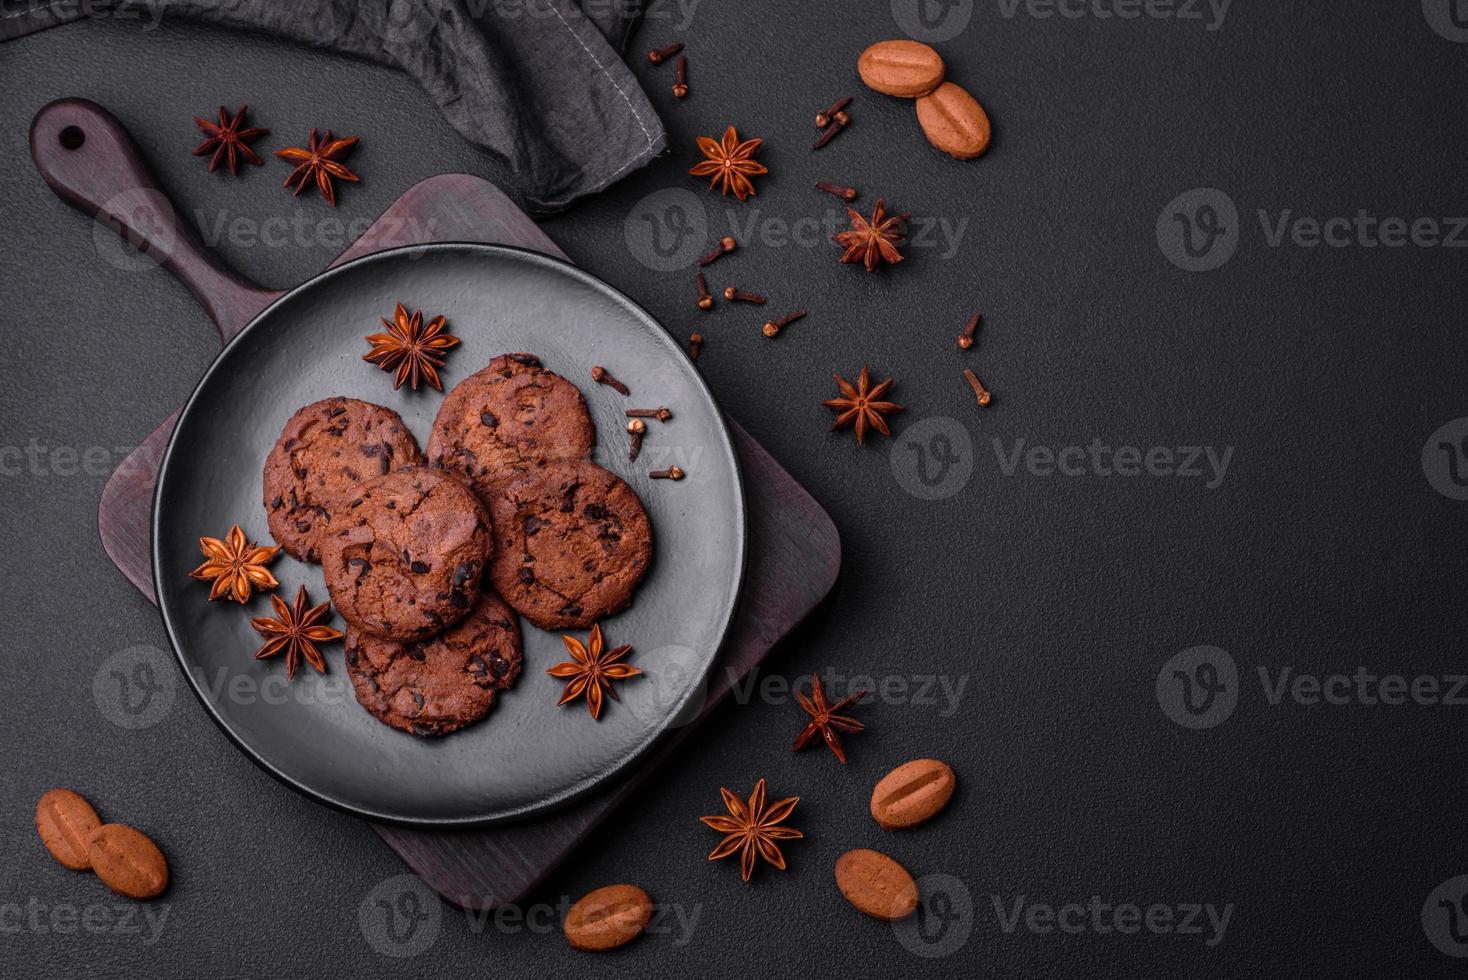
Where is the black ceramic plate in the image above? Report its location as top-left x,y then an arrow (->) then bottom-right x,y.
153,243 -> 745,827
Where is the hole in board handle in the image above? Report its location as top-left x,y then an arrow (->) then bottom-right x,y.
59,126 -> 85,150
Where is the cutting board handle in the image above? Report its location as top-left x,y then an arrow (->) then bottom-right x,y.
29,99 -> 278,338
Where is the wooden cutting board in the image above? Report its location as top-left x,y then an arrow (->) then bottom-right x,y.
31,98 -> 841,908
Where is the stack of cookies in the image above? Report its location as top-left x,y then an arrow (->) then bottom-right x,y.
261,354 -> 653,737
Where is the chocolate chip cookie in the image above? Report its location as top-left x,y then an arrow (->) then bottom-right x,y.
263,397 -> 424,562
320,467 -> 492,640
487,459 -> 652,630
344,590 -> 523,736
428,354 -> 595,499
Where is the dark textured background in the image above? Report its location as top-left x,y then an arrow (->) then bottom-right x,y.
3,2 -> 1467,976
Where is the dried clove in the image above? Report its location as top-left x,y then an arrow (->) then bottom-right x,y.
591,365 -> 630,396
625,407 -> 673,422
626,418 -> 646,461
723,286 -> 766,304
815,181 -> 858,202
962,368 -> 992,406
673,55 -> 689,99
648,42 -> 684,64
958,313 -> 981,350
812,112 -> 850,150
815,96 -> 852,129
762,309 -> 806,338
696,272 -> 714,310
650,467 -> 685,480
689,332 -> 703,360
698,235 -> 737,266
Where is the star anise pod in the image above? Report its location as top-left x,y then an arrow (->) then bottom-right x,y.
249,585 -> 343,680
188,524 -> 280,603
274,128 -> 359,206
547,623 -> 641,720
689,125 -> 768,202
792,673 -> 867,764
191,105 -> 268,176
833,197 -> 910,272
824,366 -> 903,445
699,779 -> 803,882
362,302 -> 460,392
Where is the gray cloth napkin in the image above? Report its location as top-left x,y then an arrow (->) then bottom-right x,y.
2,0 -> 666,212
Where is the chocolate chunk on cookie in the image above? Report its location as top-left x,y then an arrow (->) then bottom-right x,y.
321,467 -> 492,641
488,459 -> 652,630
344,590 -> 522,736
263,397 -> 424,562
428,354 -> 595,499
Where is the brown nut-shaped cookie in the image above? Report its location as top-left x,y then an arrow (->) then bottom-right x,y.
858,39 -> 945,98
915,82 -> 991,159
87,824 -> 169,900
321,467 -> 492,640
263,397 -> 424,562
35,788 -> 101,871
870,758 -> 956,829
429,354 -> 595,501
834,849 -> 919,921
344,589 -> 523,737
488,459 -> 652,630
563,884 -> 654,951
